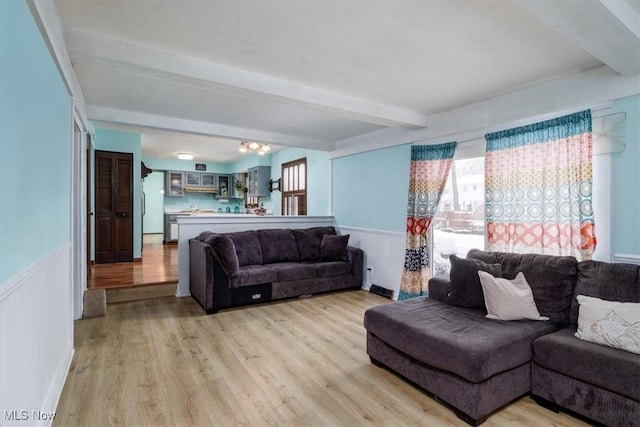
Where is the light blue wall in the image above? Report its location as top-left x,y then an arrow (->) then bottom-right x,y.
93,128 -> 143,258
0,0 -> 72,284
143,171 -> 165,233
270,148 -> 330,216
142,157 -> 233,174
231,153 -> 272,172
332,145 -> 411,232
611,95 -> 640,258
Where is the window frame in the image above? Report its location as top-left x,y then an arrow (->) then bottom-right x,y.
281,157 -> 307,216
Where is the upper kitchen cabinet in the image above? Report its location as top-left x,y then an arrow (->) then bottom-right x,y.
185,172 -> 201,187
166,171 -> 184,197
201,173 -> 216,188
247,166 -> 271,198
216,175 -> 231,198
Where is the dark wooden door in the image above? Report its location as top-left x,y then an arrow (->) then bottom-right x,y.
95,150 -> 133,263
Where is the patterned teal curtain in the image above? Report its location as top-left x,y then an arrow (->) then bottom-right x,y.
485,110 -> 595,260
398,142 -> 456,300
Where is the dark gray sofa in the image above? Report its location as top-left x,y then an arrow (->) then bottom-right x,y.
364,249 -> 640,425
189,226 -> 363,313
531,260 -> 640,426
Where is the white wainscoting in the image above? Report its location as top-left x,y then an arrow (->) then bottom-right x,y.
176,215 -> 336,297
0,244 -> 74,427
337,226 -> 406,300
613,253 -> 640,265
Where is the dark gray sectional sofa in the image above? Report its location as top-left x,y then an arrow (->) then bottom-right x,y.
189,226 -> 363,313
364,249 -> 639,426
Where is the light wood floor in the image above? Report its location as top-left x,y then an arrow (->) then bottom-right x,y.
55,291 -> 588,426
88,234 -> 178,290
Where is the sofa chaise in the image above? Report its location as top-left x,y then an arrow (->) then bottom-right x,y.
364,249 -> 639,426
189,226 -> 363,313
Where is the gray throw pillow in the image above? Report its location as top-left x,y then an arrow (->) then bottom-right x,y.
320,234 -> 350,262
448,255 -> 502,309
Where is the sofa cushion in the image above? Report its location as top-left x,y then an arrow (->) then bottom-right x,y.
478,271 -> 548,321
570,260 -> 640,324
533,327 -> 640,401
312,261 -> 351,278
293,226 -> 336,261
448,255 -> 502,308
226,231 -> 263,266
499,253 -> 578,325
364,297 -> 559,383
269,262 -> 317,282
575,295 -> 640,354
229,265 -> 278,288
320,234 -> 349,261
258,229 -> 300,263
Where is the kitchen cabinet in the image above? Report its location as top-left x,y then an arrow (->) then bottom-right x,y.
201,173 -> 216,188
247,166 -> 271,198
185,172 -> 201,186
232,173 -> 246,199
164,213 -> 190,242
216,175 -> 231,198
166,171 -> 184,197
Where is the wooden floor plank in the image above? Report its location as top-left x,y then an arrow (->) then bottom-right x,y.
55,290 -> 590,427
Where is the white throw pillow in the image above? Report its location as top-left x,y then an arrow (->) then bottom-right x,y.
575,295 -> 640,355
477,271 -> 549,321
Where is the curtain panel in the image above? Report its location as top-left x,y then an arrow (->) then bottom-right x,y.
484,110 -> 596,260
398,142 -> 456,300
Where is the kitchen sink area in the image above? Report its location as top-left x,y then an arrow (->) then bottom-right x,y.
164,209 -> 268,242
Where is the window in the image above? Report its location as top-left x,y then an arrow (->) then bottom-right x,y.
281,157 -> 307,215
432,156 -> 485,276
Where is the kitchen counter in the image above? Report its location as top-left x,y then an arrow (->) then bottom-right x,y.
174,215 -> 335,297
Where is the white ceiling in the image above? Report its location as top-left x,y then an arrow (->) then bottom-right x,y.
53,0 -> 640,163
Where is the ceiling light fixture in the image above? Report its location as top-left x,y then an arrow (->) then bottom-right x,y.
239,141 -> 271,155
177,153 -> 194,160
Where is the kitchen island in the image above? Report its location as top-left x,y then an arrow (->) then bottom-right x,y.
175,214 -> 335,296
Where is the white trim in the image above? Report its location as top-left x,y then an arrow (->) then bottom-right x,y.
337,225 -> 404,238
330,66 -> 638,159
39,348 -> 74,427
66,28 -> 429,129
89,106 -> 330,150
0,243 -> 71,302
613,253 -> 640,264
0,243 -> 73,427
335,226 -> 406,299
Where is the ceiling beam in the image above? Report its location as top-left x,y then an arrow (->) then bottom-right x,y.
66,29 -> 430,129
87,106 -> 333,151
515,0 -> 640,76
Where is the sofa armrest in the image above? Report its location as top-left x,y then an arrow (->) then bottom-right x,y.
198,233 -> 239,276
189,239 -> 215,311
429,275 -> 451,303
347,246 -> 364,288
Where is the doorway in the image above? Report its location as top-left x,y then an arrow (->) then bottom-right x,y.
95,150 -> 134,263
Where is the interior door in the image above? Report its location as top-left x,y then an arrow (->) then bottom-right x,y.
95,150 -> 133,263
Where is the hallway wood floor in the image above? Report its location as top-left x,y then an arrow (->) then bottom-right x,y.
56,290 -> 589,427
88,234 -> 177,290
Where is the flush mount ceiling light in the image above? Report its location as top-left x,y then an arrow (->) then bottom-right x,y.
239,141 -> 271,155
177,153 -> 194,160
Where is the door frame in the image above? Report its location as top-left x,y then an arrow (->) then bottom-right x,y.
70,110 -> 88,320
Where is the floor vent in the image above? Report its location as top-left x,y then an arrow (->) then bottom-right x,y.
369,284 -> 393,299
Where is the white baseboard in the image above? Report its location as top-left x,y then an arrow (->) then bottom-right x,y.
0,244 -> 74,426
